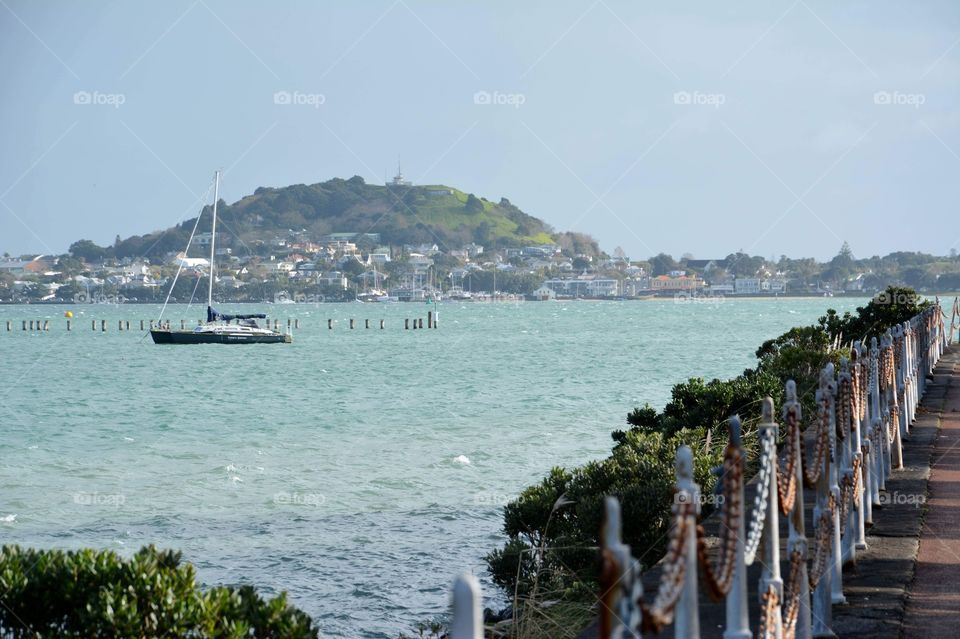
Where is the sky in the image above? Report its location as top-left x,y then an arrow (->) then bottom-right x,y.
1,0 -> 959,261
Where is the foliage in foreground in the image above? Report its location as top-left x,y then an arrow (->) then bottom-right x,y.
0,545 -> 318,639
485,286 -> 928,601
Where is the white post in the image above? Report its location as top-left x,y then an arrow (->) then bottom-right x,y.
859,343 -> 874,527
825,364 -> 845,605
838,358 -> 856,566
676,445 -> 700,639
784,381 -> 812,639
850,345 -> 868,550
450,574 -> 482,639
812,381 -> 835,637
868,339 -> 884,506
758,402 -> 782,639
725,416 -> 752,639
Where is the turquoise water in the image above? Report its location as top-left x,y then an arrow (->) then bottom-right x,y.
0,298 -> 864,637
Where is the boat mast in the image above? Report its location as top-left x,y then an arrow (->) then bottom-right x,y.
208,170 -> 220,310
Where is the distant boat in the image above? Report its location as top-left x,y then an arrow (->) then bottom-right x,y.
151,171 -> 291,345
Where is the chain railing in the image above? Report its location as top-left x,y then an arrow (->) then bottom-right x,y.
443,303 -> 946,639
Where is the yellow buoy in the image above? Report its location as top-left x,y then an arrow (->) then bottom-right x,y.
64,311 -> 73,318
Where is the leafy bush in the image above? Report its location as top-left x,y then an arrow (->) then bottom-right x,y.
486,428 -> 722,598
485,288 -> 928,604
0,545 -> 318,638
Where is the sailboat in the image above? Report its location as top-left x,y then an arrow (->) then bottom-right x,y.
150,171 -> 292,345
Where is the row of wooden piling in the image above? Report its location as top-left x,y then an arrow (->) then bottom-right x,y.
5,315 -> 437,331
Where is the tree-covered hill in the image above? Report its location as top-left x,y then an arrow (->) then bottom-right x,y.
79,176 -> 593,260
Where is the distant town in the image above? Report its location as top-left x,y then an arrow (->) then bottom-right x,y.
1,233 -> 957,304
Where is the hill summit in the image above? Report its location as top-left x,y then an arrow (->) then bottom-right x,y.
94,175 -> 600,260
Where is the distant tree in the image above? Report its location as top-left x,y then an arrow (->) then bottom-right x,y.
572,257 -> 592,270
68,239 -> 107,262
465,194 -> 484,213
650,253 -> 679,276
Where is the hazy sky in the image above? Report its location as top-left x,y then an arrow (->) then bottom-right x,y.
2,1 -> 958,261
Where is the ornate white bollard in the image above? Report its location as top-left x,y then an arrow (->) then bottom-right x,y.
450,574 -> 482,639
675,445 -> 701,639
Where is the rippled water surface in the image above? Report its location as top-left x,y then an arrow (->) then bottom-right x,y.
0,298 -> 864,637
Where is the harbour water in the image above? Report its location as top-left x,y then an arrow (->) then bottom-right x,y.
0,297 -> 864,637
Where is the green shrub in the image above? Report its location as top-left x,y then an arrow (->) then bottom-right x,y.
486,428 -> 722,598
0,545 -> 318,638
485,288 -> 927,604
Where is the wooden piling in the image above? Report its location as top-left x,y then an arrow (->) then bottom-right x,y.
119,320 -> 124,331
380,319 -> 385,330
181,319 -> 186,329
67,319 -> 71,331
101,319 -> 106,332
287,318 -> 291,328
125,320 -> 129,331
405,318 -> 410,330
365,319 -> 370,329
350,319 -> 354,329
427,311 -> 432,329
419,318 -> 424,329
149,320 -> 154,329
6,320 -> 10,331
92,320 -> 97,331
294,319 -> 299,329
328,319 -> 333,330
26,320 -> 31,331
140,320 -> 144,330
44,320 -> 49,331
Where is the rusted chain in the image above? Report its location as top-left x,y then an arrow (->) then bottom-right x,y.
802,395 -> 830,488
638,497 -> 692,634
758,583 -> 781,639
837,376 -> 850,441
808,492 -> 836,590
781,550 -> 804,639
777,406 -> 799,515
697,445 -> 742,600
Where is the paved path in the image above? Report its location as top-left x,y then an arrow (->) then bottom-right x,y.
903,348 -> 960,638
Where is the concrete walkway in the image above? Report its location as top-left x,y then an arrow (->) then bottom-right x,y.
902,348 -> 960,638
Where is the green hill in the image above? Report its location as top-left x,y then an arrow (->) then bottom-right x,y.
89,176 -> 596,260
